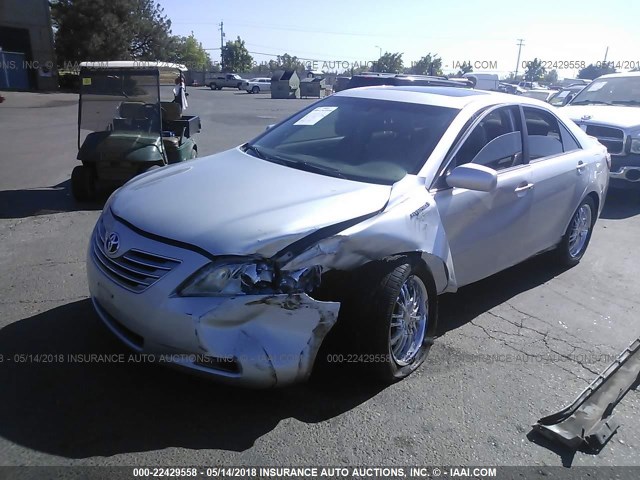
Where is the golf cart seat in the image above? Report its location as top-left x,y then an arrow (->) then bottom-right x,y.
161,101 -> 181,121
114,101 -> 154,131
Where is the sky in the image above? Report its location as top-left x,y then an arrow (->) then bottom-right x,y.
162,0 -> 640,79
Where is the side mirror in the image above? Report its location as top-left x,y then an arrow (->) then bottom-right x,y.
563,93 -> 575,105
265,124 -> 275,131
447,163 -> 498,192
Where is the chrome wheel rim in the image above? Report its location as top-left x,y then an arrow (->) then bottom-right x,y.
389,275 -> 428,366
568,203 -> 592,258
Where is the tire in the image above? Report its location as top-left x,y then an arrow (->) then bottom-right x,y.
71,165 -> 96,202
555,196 -> 596,266
251,86 -> 260,94
237,83 -> 243,90
209,83 -> 215,90
190,148 -> 198,159
216,85 -> 222,90
349,257 -> 438,383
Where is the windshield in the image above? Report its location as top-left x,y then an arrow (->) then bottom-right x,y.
78,69 -> 162,144
570,76 -> 640,106
247,95 -> 459,185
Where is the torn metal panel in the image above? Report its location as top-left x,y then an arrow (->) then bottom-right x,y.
279,176 -> 457,294
531,338 -> 640,452
197,294 -> 340,387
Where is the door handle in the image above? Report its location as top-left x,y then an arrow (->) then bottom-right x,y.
576,161 -> 586,173
514,182 -> 534,193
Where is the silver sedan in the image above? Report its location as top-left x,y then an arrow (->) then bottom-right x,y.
87,86 -> 609,387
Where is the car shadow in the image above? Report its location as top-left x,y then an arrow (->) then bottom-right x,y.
0,180 -> 103,219
437,253 -> 566,335
599,188 -> 640,220
0,299 -> 385,458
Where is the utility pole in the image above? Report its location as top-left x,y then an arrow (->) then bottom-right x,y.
219,21 -> 226,71
603,46 -> 609,63
514,38 -> 525,80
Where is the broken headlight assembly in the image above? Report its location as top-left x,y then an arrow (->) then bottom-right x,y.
177,259 -> 322,296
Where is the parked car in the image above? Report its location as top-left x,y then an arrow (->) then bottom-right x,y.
206,73 -> 245,90
345,73 -> 473,90
548,85 -> 585,106
562,72 -> 640,187
521,89 -> 557,102
245,77 -> 271,94
463,73 -> 500,91
88,86 -> 608,387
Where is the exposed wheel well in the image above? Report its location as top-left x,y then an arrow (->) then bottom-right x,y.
586,191 -> 600,222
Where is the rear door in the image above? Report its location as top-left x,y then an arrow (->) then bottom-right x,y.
524,106 -> 591,254
433,105 -> 535,286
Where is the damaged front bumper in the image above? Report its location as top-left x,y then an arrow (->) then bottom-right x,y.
87,220 -> 340,388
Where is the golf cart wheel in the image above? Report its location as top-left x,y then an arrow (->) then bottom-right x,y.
351,256 -> 438,383
71,165 -> 96,202
555,196 -> 596,267
251,86 -> 260,94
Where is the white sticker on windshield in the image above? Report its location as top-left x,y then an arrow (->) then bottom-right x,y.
294,106 -> 338,125
587,81 -> 606,92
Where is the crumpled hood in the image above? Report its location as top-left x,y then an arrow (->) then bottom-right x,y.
111,147 -> 392,257
563,105 -> 640,130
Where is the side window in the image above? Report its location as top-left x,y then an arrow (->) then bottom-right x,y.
449,105 -> 523,173
559,122 -> 581,152
523,107 -> 564,160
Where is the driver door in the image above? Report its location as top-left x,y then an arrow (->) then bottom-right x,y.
433,105 -> 535,287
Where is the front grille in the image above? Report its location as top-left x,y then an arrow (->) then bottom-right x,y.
585,125 -> 625,155
92,220 -> 181,293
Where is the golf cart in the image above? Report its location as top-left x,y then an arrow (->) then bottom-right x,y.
72,61 -> 201,201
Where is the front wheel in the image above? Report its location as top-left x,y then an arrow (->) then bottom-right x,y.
71,165 -> 96,202
351,258 -> 437,383
555,196 -> 596,266
251,86 -> 260,94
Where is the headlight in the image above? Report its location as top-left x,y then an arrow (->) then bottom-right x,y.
630,137 -> 640,154
178,259 -> 322,296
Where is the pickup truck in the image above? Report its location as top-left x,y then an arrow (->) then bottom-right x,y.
563,72 -> 640,188
205,73 -> 246,90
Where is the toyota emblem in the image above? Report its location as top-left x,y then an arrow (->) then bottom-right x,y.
104,232 -> 120,256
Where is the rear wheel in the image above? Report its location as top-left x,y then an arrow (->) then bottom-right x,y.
350,257 -> 438,383
190,148 -> 198,159
251,86 -> 260,94
71,165 -> 96,202
556,196 -> 596,266
209,83 -> 215,90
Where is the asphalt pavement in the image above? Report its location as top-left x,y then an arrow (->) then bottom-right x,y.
0,87 -> 639,468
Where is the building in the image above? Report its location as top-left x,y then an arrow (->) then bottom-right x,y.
0,0 -> 57,90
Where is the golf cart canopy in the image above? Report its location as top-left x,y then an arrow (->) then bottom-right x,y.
79,61 -> 187,72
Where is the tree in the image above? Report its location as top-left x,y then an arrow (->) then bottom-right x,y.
523,58 -> 546,82
543,69 -> 558,84
268,53 -> 305,72
376,52 -> 404,73
409,53 -> 443,76
168,33 -> 212,71
221,36 -> 253,72
51,0 -> 173,64
578,63 -> 617,80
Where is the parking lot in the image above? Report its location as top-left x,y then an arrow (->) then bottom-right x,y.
1,87 -> 639,467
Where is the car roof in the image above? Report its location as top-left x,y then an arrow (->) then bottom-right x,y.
335,85 -> 554,109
